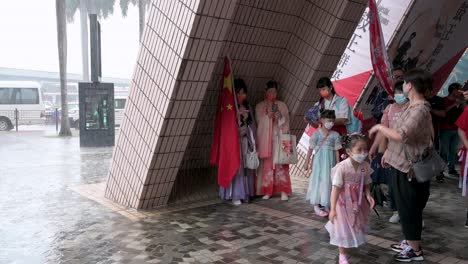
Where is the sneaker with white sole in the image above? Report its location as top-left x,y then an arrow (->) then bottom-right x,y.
232,200 -> 241,206
465,217 -> 468,228
445,173 -> 459,180
394,246 -> 424,262
262,195 -> 270,200
390,240 -> 408,253
389,211 -> 400,224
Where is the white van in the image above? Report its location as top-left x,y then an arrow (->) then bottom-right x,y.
114,96 -> 126,127
0,81 -> 46,131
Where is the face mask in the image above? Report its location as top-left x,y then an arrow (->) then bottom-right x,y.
394,94 -> 408,105
237,94 -> 247,103
320,90 -> 330,98
267,94 -> 277,102
351,153 -> 368,164
324,122 -> 334,130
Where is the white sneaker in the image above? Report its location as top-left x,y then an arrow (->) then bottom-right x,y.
232,200 -> 241,206
262,195 -> 270,200
389,211 -> 400,224
281,192 -> 289,201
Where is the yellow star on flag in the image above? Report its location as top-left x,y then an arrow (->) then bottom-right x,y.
224,73 -> 233,92
226,104 -> 233,110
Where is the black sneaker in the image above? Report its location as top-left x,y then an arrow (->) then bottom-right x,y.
465,217 -> 468,228
436,173 -> 445,183
394,246 -> 424,262
390,240 -> 408,253
449,170 -> 460,177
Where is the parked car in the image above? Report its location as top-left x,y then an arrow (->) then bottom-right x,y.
68,104 -> 79,129
0,81 -> 46,131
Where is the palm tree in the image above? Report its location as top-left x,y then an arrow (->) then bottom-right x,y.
57,0 -> 72,136
66,0 -> 116,81
120,0 -> 150,40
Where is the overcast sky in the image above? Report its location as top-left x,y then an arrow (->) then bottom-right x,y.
0,1 -> 140,79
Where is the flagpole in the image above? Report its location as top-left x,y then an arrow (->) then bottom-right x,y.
227,56 -> 245,198
228,56 -> 242,126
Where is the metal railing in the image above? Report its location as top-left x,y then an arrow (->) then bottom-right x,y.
0,108 -> 60,132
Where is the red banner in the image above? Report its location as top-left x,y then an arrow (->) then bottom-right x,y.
369,0 -> 393,95
209,57 -> 241,188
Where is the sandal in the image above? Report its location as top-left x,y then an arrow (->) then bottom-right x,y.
315,209 -> 329,217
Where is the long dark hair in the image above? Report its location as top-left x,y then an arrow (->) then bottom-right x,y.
316,77 -> 337,110
234,78 -> 252,126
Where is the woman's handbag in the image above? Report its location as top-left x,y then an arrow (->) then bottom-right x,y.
273,132 -> 298,165
404,146 -> 446,183
245,126 -> 260,170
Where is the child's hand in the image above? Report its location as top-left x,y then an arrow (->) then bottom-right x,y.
366,194 -> 375,209
303,161 -> 309,171
328,209 -> 337,223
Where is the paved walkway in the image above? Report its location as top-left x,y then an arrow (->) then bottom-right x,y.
0,131 -> 467,264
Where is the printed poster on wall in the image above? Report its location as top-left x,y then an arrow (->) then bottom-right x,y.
357,0 -> 468,119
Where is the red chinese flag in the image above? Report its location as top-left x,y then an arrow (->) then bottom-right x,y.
209,57 -> 240,188
369,0 -> 393,95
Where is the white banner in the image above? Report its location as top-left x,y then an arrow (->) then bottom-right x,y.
332,0 -> 410,81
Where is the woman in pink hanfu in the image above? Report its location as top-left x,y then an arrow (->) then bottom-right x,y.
255,80 -> 292,201
326,134 -> 375,264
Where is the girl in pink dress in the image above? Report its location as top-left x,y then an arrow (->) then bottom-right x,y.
325,134 -> 375,264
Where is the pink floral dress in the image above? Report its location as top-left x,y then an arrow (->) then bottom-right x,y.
255,100 -> 292,196
325,158 -> 373,248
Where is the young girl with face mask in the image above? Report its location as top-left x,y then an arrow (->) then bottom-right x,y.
326,134 -> 375,264
304,110 -> 342,217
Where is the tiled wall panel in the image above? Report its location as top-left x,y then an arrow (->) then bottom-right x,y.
106,0 -> 367,208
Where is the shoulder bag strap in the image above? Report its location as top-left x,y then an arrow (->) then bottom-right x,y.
314,131 -> 330,154
248,125 -> 256,153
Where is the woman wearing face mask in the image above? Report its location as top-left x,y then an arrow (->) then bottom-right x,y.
369,69 -> 434,262
369,81 -> 407,224
219,79 -> 257,205
304,110 -> 342,217
313,77 -> 351,136
255,80 -> 292,201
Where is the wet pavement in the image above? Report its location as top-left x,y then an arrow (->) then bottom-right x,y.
0,130 -> 467,264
